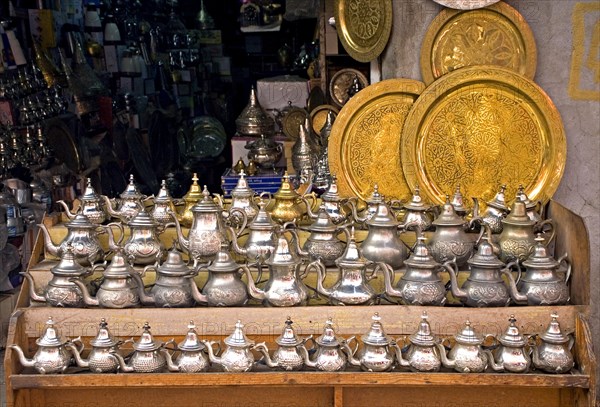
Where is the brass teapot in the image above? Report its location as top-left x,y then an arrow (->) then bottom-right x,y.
531,313 -> 574,374
67,319 -> 121,373
57,178 -> 106,224
111,322 -> 171,373
176,173 -> 203,227
486,315 -> 531,373
437,320 -> 489,373
300,318 -> 358,372
71,249 -> 140,308
269,171 -> 316,224
165,321 -> 210,373
103,174 -> 150,222
472,184 -> 510,234
10,317 -> 82,374
348,313 -> 397,372
394,312 -> 442,372
428,196 -> 474,268
256,317 -> 313,371
202,320 -> 262,372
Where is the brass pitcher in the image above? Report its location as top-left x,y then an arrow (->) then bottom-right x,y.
57,178 -> 106,224
531,313 -> 574,374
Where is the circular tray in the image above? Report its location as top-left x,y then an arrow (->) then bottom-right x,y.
329,68 -> 369,108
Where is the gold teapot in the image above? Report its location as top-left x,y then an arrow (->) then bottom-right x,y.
269,171 -> 316,224
176,173 -> 203,227
57,178 -> 106,224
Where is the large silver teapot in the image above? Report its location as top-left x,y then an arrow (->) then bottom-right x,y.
531,313 -> 574,374
230,194 -> 278,263
165,321 -> 210,373
486,315 -> 531,373
67,319 -> 121,373
437,320 -> 489,373
57,178 -> 106,224
428,196 -> 474,268
111,322 -> 170,373
394,312 -> 442,372
300,318 -> 358,372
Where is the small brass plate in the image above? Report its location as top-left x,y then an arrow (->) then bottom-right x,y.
329,68 -> 369,108
281,107 -> 308,140
420,2 -> 537,85
402,66 -> 566,207
329,78 -> 425,201
310,104 -> 339,136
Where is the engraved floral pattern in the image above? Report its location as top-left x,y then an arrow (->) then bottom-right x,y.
348,0 -> 382,40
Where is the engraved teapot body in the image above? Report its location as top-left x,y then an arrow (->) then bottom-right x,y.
292,205 -> 345,267
202,320 -> 259,372
394,313 -> 441,372
165,322 -> 210,373
229,196 -> 278,263
472,185 -> 509,234
428,197 -> 474,268
531,313 -> 574,374
437,320 -> 488,373
103,174 -> 147,222
351,313 -> 396,372
398,185 -> 434,231
111,323 -> 169,373
300,318 -> 357,372
112,208 -> 168,265
487,315 -> 531,373
151,180 -> 180,225
67,319 -> 120,373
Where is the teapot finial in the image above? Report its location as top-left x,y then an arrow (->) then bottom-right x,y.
422,311 -> 428,321
372,312 -> 381,322
192,173 -> 199,183
100,318 -> 107,329
188,320 -> 196,330
129,174 -> 135,184
535,233 -> 544,243
508,314 -> 516,325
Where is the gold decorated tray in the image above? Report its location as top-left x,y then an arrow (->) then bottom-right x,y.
334,0 -> 393,62
310,104 -> 339,136
329,78 -> 425,201
432,0 -> 501,10
420,2 -> 537,85
329,68 -> 369,108
402,66 -> 566,207
281,107 -> 308,140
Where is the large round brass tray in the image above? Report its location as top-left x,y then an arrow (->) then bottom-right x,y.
420,2 -> 536,85
402,66 -> 566,207
329,68 -> 369,108
432,0 -> 501,10
329,78 -> 425,201
334,0 -> 392,63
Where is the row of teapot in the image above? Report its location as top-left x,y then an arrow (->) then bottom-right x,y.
10,312 -> 574,375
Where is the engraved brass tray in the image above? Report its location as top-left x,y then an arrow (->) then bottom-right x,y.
329,68 -> 369,108
329,78 -> 425,201
334,0 -> 393,62
281,107 -> 308,140
420,2 -> 537,85
402,66 -> 566,207
432,0 -> 500,10
310,104 -> 339,136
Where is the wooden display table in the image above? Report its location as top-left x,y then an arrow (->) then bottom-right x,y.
3,201 -> 597,406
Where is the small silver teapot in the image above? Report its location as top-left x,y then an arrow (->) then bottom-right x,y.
300,318 -> 358,372
472,185 -> 510,234
503,234 -> 571,305
57,178 -> 106,224
516,184 -> 544,223
383,237 -> 455,306
346,184 -> 384,225
225,170 -> 259,222
428,196 -> 474,268
10,317 -> 82,374
314,175 -> 350,225
165,321 -> 210,373
397,185 -> 434,231
67,319 -> 121,373
202,320 -> 262,372
531,313 -> 574,374
103,174 -> 149,222
348,313 -> 397,372
486,315 -> 531,373
258,317 -> 313,371
72,249 -> 141,308
111,322 -> 170,373
150,180 -> 180,225
450,185 -> 470,218
394,312 -> 442,372
437,320 -> 489,373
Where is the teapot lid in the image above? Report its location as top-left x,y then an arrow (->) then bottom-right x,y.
450,185 -> 468,215
224,320 -> 255,347
51,244 -> 88,275
316,318 -> 341,347
432,196 -> 465,226
468,236 -> 505,268
516,184 -> 537,210
178,321 -> 206,351
265,232 -> 300,266
274,172 -> 300,200
320,175 -> 341,202
158,246 -> 192,275
183,173 -> 203,202
66,212 -> 97,229
90,318 -> 119,348
250,198 -> 276,230
120,174 -> 144,200
366,184 -> 383,205
133,322 -> 163,351
81,178 -> 100,201
191,185 -> 220,213
404,237 -> 440,269
403,184 -> 430,212
498,315 -> 526,347
486,185 -> 509,211
231,170 -> 255,198
522,234 -> 560,269
361,313 -> 392,346
103,249 -> 135,277
154,180 -> 173,203
367,200 -> 398,227
454,320 -> 483,345
208,243 -> 240,272
503,197 -> 535,226
305,205 -> 337,232
336,227 -> 368,268
409,312 -> 436,347
276,317 -> 302,346
36,317 -> 64,347
539,312 -> 570,344
127,207 -> 157,227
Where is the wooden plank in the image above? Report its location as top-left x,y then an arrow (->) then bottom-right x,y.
9,371 -> 590,389
574,313 -> 596,406
4,310 -> 25,407
334,386 -> 343,407
547,200 -> 590,306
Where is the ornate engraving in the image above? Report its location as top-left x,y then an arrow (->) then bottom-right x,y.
206,287 -> 247,307
468,283 -> 509,307
521,283 -> 569,305
398,280 -> 446,306
304,240 -> 345,266
348,0 -> 382,40
46,286 -> 84,307
99,290 -> 140,308
429,240 -> 472,264
156,288 -> 194,307
499,238 -> 532,262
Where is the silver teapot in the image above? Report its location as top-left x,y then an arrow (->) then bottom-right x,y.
531,313 -> 574,374
383,237 -> 455,306
291,205 -> 346,267
103,174 -> 149,222
10,317 -> 82,374
190,243 -> 250,306
446,236 -> 519,307
245,229 -> 314,306
397,185 -> 434,231
348,313 -> 397,372
111,322 -> 170,373
229,194 -> 278,263
225,170 -> 259,223
72,249 -> 141,308
38,212 -> 123,265
472,185 -> 509,234
202,320 -> 261,372
428,196 -> 474,268
22,244 -> 100,307
300,318 -> 358,372
245,135 -> 283,169
516,184 -> 544,223
165,321 -> 210,373
256,317 -> 312,371
313,228 -> 383,305
498,197 -> 555,263
394,312 -> 442,372
57,178 -> 106,224
450,185 -> 469,218
130,247 -> 200,307
346,183 -> 384,225
314,175 -> 350,225
173,185 -> 247,261
150,180 -> 180,225
437,320 -> 489,373
486,315 -> 531,373
67,319 -> 121,373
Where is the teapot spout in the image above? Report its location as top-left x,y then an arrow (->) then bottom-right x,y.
9,345 -> 36,368
188,275 -> 207,304
254,342 -> 279,368
37,223 -> 59,257
297,343 -> 317,368
65,342 -> 89,368
244,265 -> 266,301
164,348 -> 180,372
436,343 -> 455,369
110,350 -> 135,372
202,340 -> 222,367
102,195 -> 119,220
70,279 -> 99,306
170,211 -> 190,252
390,341 -> 410,368
20,272 -> 46,303
129,269 -> 156,306
309,259 -> 332,299
228,226 -> 247,257
442,260 -> 468,301
57,200 -> 77,220
484,349 -> 504,372
501,262 -> 528,305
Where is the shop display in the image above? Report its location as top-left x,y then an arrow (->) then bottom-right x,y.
396,185 -> 435,231
421,2 -> 536,85
245,135 -> 284,169
57,178 -> 107,225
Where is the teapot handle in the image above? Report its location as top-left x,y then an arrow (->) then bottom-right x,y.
258,191 -> 272,206
102,222 -> 125,245
303,192 -> 318,212
483,334 -> 500,350
344,335 -> 359,356
535,219 -> 555,245
163,338 -> 178,357
157,222 -> 176,234
301,259 -> 323,280
70,336 -> 85,354
300,335 -> 315,351
228,208 -> 248,237
504,260 -> 522,285
557,253 -> 571,284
